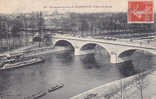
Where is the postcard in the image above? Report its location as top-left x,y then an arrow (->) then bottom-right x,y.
0,0 -> 155,99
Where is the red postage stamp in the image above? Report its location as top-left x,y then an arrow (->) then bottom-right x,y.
128,1 -> 154,23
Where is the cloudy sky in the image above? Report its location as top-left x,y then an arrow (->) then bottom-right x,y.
0,0 -> 155,14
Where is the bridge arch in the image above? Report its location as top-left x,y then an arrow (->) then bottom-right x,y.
80,43 -> 111,63
80,43 -> 99,50
118,49 -> 137,58
80,43 -> 111,54
118,48 -> 154,58
54,40 -> 75,51
118,48 -> 154,72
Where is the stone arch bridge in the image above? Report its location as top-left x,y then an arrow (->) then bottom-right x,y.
52,35 -> 156,64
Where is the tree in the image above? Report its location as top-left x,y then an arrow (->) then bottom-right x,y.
11,17 -> 23,37
132,51 -> 152,99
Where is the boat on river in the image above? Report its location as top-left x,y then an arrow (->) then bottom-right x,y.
0,52 -> 45,70
24,91 -> 47,99
84,93 -> 98,99
48,83 -> 64,92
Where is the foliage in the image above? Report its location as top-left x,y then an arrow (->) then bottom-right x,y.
0,12 -> 44,38
52,12 -> 155,34
0,12 -> 155,38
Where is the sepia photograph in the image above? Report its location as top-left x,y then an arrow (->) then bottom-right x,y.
0,0 -> 156,99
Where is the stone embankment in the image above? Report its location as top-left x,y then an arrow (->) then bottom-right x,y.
70,70 -> 152,99
1,43 -> 70,58
25,46 -> 70,57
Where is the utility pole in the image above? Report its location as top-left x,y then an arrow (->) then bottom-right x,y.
38,12 -> 41,47
38,11 -> 44,47
23,14 -> 28,46
116,54 -> 124,99
4,22 -> 10,51
120,78 -> 124,99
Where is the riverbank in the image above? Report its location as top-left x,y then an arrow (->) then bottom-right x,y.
0,36 -> 33,53
0,43 -> 37,55
70,70 -> 155,99
130,70 -> 156,99
0,43 -> 71,60
25,46 -> 70,57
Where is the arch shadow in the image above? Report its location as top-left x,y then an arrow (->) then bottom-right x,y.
80,43 -> 97,50
80,43 -> 111,67
118,49 -> 136,58
118,49 -> 154,74
54,40 -> 75,51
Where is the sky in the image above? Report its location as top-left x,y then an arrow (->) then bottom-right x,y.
0,0 -> 155,14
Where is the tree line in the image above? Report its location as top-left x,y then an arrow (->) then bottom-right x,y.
0,12 -> 44,39
54,12 -> 155,35
0,12 -> 155,38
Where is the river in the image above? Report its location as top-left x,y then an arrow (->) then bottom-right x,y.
0,48 -> 154,99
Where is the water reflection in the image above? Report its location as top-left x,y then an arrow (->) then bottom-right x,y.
0,49 -> 154,99
131,51 -> 153,72
55,51 -> 74,65
117,60 -> 137,77
80,54 -> 101,69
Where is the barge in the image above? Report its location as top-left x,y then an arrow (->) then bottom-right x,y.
48,83 -> 64,92
0,52 -> 45,70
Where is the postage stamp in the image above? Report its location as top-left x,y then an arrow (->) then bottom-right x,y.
128,1 -> 154,23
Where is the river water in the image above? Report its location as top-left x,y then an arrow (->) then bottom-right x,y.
0,49 -> 154,99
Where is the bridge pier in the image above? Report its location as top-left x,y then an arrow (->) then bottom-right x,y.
74,49 -> 131,63
74,48 -> 81,55
110,53 -> 131,64
110,54 -> 118,64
